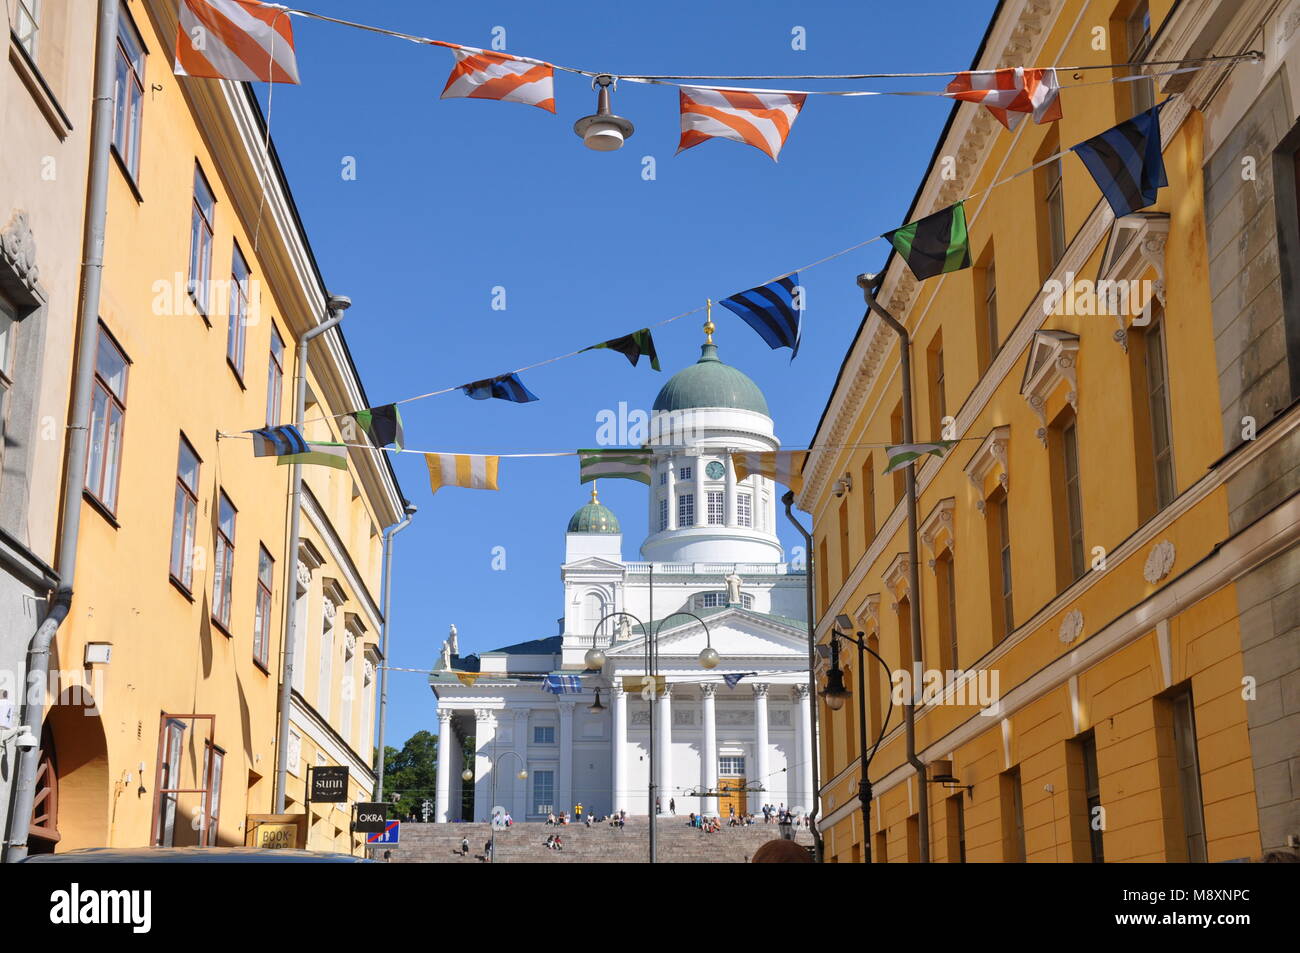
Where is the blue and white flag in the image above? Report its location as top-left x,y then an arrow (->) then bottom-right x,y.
719,274 -> 802,359
1071,103 -> 1168,218
542,674 -> 582,694
247,425 -> 309,457
461,372 -> 539,403
723,673 -> 749,688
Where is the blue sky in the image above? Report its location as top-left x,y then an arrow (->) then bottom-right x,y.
257,0 -> 998,750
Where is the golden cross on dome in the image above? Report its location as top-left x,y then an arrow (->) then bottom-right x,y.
704,298 -> 715,344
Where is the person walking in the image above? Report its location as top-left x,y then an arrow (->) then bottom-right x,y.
460,837 -> 469,857
669,797 -> 676,815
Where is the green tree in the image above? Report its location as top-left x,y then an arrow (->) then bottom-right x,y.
381,730 -> 438,820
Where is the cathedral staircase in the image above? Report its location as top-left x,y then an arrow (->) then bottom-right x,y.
382,817 -> 813,864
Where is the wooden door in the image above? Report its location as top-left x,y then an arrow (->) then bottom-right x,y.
717,778 -> 746,819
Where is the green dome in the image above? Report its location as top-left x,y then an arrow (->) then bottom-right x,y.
567,488 -> 621,534
653,342 -> 769,416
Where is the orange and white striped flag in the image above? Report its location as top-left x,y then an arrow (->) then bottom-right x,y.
677,86 -> 807,161
440,47 -> 556,113
425,453 -> 500,495
731,450 -> 808,494
174,0 -> 300,84
945,68 -> 1061,131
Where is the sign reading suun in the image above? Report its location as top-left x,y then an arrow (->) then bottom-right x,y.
310,765 -> 350,803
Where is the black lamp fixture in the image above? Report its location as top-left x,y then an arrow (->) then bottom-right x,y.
588,688 -> 606,713
821,636 -> 850,711
574,74 -> 634,151
929,760 -> 973,796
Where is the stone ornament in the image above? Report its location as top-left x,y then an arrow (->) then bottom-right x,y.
1144,540 -> 1175,584
1,210 -> 39,291
296,561 -> 312,587
1058,609 -> 1084,644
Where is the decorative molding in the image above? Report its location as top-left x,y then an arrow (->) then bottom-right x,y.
0,211 -> 42,300
296,560 -> 312,588
883,552 -> 911,602
1098,213 -> 1170,350
855,593 -> 881,632
919,498 -> 956,561
298,538 -> 326,573
1144,540 -> 1176,584
793,684 -> 810,701
1058,609 -> 1084,645
1020,330 -> 1080,444
751,682 -> 769,698
965,425 -> 1012,511
321,597 -> 337,623
437,709 -> 453,725
700,683 -> 717,697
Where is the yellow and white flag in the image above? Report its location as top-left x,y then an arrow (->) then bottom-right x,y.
425,453 -> 500,494
731,450 -> 808,494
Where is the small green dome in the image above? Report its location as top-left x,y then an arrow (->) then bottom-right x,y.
653,342 -> 769,416
567,486 -> 621,534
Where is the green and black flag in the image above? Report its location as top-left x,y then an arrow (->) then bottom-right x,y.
885,202 -> 972,281
347,404 -> 404,450
582,328 -> 661,371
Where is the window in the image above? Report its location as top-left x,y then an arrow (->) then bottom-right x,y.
533,725 -> 556,745
698,591 -> 751,610
85,325 -> 128,513
677,492 -> 694,528
1126,1 -> 1154,115
935,550 -> 958,671
14,1 -> 39,58
986,489 -> 1014,639
253,546 -> 274,669
897,595 -> 915,675
112,11 -> 145,180
532,769 -> 555,815
658,498 -> 668,532
155,719 -> 186,847
874,828 -> 887,863
1042,154 -> 1067,273
212,492 -> 236,630
983,260 -> 999,369
718,755 -> 745,776
659,469 -> 667,486
678,466 -> 692,481
318,607 -> 334,718
860,458 -> 876,544
928,333 -> 947,439
226,245 -> 250,379
838,499 -> 851,581
1001,767 -> 1027,862
889,402 -> 905,506
737,492 -> 752,528
1080,732 -> 1105,862
707,490 -> 724,525
1167,687 -> 1207,862
188,166 -> 215,315
198,744 -> 224,847
817,539 -> 829,616
0,298 -> 16,462
1143,312 -> 1175,512
866,632 -> 883,740
1062,419 -> 1085,580
169,437 -> 201,591
266,326 -> 285,426
946,794 -> 967,862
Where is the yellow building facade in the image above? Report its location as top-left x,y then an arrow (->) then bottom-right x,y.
14,0 -> 403,855
803,0 -> 1300,862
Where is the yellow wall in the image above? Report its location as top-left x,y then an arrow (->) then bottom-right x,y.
40,0 -> 396,852
807,0 -> 1261,862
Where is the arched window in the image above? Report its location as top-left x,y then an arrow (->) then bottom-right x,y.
583,592 -> 607,634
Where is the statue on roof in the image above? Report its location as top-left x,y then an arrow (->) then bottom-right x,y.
725,569 -> 743,607
436,638 -> 452,672
448,623 -> 459,657
617,614 -> 632,643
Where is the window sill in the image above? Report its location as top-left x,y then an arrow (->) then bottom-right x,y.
82,489 -> 119,528
211,616 -> 233,638
169,575 -> 195,602
8,33 -> 73,141
253,658 -> 270,676
226,358 -> 246,390
188,290 -> 211,328
110,146 -> 144,204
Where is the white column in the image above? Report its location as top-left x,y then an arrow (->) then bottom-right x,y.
695,457 -> 707,531
656,684 -> 673,811
558,701 -> 575,816
666,459 -> 678,531
611,684 -> 627,814
513,709 -> 529,817
725,455 -> 738,526
701,683 -> 718,817
435,709 -> 454,822
794,685 -> 814,815
473,709 -> 497,822
752,684 -> 769,814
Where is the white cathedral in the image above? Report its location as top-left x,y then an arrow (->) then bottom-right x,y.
429,329 -> 813,821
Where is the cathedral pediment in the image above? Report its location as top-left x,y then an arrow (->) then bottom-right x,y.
605,607 -> 807,662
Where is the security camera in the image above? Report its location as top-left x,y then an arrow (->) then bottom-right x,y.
15,727 -> 38,750
835,613 -> 854,631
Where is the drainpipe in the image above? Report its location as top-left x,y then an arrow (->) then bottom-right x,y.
3,0 -> 121,865
781,492 -> 823,863
274,295 -> 352,814
373,502 -> 417,802
858,272 -> 930,863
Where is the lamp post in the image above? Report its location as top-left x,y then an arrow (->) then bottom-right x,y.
858,272 -> 930,863
275,293 -> 352,815
821,615 -> 895,863
782,491 -> 825,863
487,749 -> 527,864
591,608 -> 720,864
